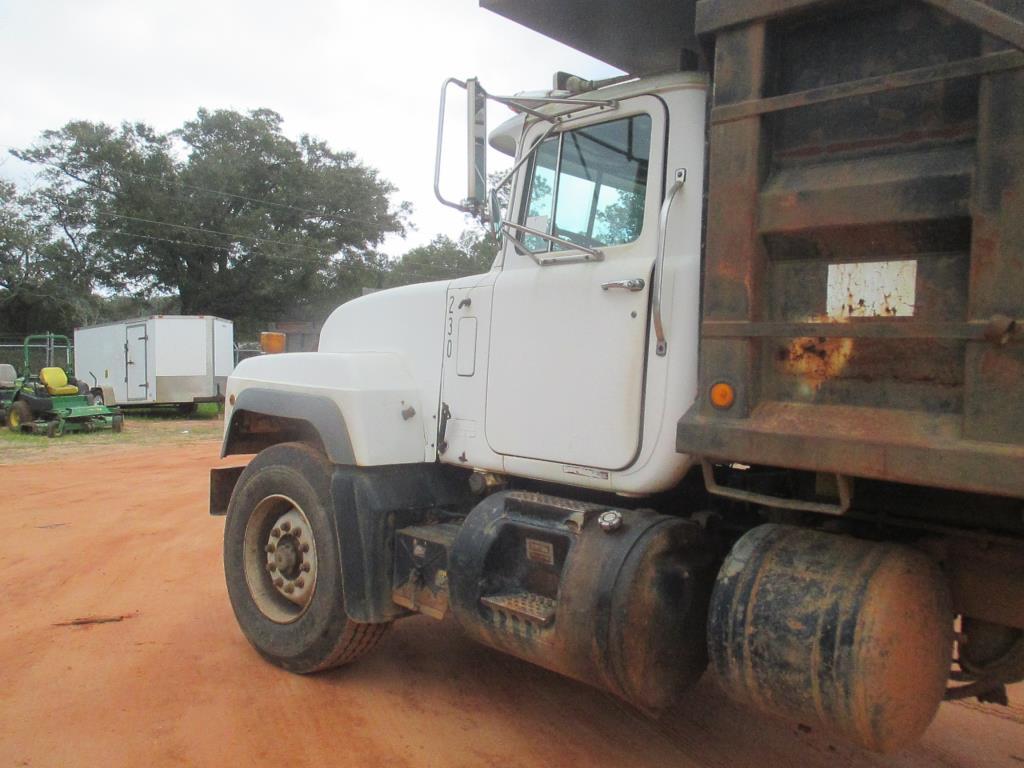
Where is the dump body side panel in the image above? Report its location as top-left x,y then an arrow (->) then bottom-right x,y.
677,0 -> 1024,498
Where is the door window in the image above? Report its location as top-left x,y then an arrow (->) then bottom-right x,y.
521,114 -> 652,253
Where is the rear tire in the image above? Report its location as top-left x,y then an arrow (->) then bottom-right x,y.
223,442 -> 390,673
6,400 -> 32,432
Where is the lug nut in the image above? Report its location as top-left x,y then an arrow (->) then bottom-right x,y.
267,563 -> 277,572
296,579 -> 305,588
301,544 -> 310,553
271,528 -> 281,537
284,583 -> 295,594
281,522 -> 291,532
598,510 -> 623,533
300,563 -> 311,572
292,528 -> 301,538
274,577 -> 284,588
265,543 -> 276,553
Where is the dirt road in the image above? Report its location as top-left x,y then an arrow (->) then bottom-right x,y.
1,442 -> 1021,767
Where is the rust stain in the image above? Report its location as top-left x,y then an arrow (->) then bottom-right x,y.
780,335 -> 855,390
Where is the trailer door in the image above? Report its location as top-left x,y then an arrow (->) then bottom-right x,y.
125,323 -> 148,401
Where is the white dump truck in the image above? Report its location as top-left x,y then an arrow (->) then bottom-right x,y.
210,0 -> 1024,752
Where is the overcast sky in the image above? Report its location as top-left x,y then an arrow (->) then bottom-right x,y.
0,0 -> 622,257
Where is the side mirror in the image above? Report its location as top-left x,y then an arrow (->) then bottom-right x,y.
465,78 -> 487,217
434,77 -> 487,219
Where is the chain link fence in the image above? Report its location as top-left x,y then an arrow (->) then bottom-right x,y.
0,336 -> 74,375
1,334 -> 258,375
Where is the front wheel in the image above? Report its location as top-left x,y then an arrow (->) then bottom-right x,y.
6,400 -> 32,432
223,442 -> 390,673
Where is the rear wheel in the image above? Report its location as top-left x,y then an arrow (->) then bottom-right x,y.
223,442 -> 390,673
6,400 -> 32,432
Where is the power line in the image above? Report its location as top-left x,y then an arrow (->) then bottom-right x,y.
92,226 -> 465,284
95,210 -> 344,254
3,142 -> 404,228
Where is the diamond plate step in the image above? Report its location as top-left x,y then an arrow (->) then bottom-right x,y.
480,591 -> 557,627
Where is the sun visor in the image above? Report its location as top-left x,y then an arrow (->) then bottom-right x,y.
480,0 -> 700,76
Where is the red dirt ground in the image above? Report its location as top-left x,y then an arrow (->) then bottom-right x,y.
0,441 -> 1020,767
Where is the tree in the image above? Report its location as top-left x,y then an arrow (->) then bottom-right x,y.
0,182 -> 94,334
386,230 -> 498,288
14,109 -> 408,332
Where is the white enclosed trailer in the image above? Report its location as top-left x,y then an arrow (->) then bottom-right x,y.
74,315 -> 233,408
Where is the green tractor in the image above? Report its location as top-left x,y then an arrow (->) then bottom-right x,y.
2,334 -> 123,437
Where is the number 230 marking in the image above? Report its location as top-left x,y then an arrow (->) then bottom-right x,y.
446,294 -> 454,358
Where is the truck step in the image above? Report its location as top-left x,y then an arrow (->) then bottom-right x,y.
480,591 -> 557,627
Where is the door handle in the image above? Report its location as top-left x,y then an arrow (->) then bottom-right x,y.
601,278 -> 646,292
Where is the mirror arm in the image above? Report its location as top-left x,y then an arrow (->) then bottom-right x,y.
501,221 -> 604,263
494,122 -> 557,192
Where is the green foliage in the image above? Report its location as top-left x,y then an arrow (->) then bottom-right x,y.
386,230 -> 498,288
13,109 -> 408,333
0,182 -> 95,334
1,112 -> 512,339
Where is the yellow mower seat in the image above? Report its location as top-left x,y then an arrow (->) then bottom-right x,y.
39,367 -> 79,396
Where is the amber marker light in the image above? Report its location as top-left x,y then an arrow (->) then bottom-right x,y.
710,381 -> 736,410
260,331 -> 287,354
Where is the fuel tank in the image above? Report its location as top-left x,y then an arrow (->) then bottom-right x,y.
707,524 -> 954,752
448,491 -> 714,711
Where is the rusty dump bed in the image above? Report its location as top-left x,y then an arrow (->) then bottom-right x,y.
675,0 -> 1024,499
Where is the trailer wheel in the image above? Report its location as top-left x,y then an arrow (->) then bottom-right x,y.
6,400 -> 32,432
223,442 -> 390,673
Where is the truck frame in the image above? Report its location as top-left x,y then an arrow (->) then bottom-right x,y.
210,0 -> 1024,753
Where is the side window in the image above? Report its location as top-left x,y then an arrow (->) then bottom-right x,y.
521,114 -> 652,252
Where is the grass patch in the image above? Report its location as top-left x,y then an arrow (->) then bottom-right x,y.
0,403 -> 224,462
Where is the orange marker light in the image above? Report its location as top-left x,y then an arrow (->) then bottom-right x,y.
260,332 -> 287,354
710,382 -> 736,410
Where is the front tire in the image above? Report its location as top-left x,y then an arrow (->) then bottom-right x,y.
6,400 -> 32,432
223,442 -> 389,673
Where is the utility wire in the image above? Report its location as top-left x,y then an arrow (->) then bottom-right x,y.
92,226 -> 465,284
3,142 -> 400,227
95,210 -> 343,254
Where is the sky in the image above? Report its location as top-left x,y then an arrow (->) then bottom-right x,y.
0,0 -> 623,258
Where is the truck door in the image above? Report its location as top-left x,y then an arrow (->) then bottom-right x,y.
125,323 -> 148,401
486,99 -> 666,470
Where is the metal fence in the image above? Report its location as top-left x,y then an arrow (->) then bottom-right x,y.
1,336 -> 260,375
0,338 -> 73,374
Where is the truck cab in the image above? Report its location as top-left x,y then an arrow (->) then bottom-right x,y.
225,72 -> 708,494
212,0 -> 1024,753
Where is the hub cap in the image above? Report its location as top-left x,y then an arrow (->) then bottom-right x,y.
242,495 -> 318,624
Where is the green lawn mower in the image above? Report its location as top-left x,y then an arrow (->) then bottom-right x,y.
2,334 -> 123,437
